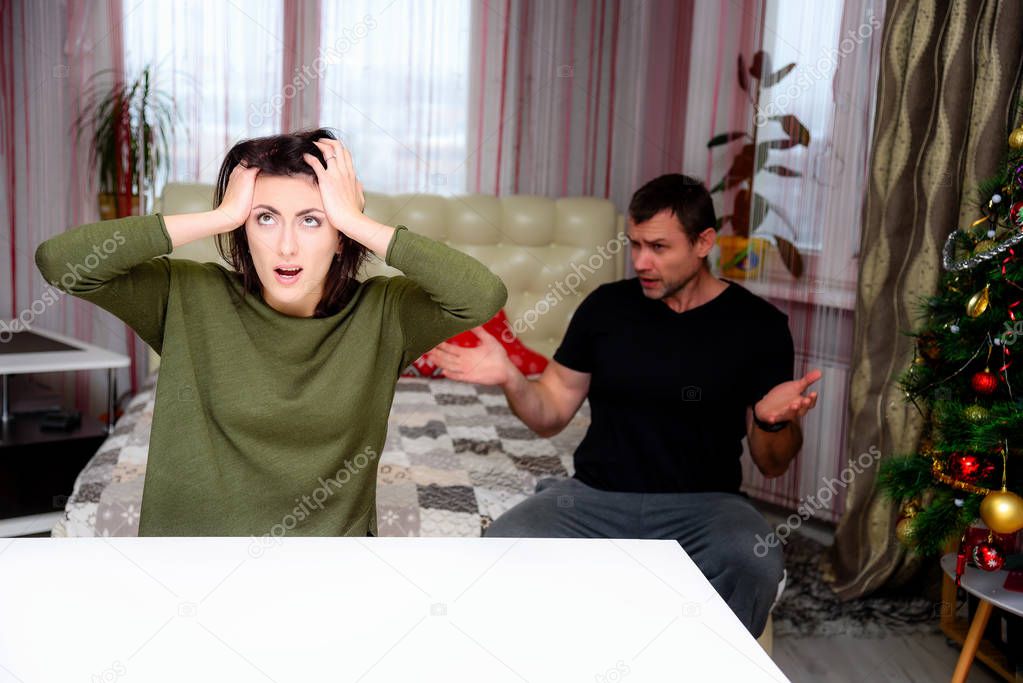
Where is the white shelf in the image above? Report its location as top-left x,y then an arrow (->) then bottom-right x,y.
0,326 -> 130,375
0,512 -> 61,538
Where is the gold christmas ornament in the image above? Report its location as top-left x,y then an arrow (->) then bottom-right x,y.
973,239 -> 997,255
964,404 -> 990,423
895,516 -> 915,544
1010,126 -> 1023,150
979,488 -> 1023,534
966,285 -> 990,318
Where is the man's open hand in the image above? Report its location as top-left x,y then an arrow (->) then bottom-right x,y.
426,326 -> 512,386
754,369 -> 821,426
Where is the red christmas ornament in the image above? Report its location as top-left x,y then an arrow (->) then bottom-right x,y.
971,541 -> 1005,572
970,369 -> 999,395
956,454 -> 981,478
1011,201 -> 1023,227
950,453 -> 996,483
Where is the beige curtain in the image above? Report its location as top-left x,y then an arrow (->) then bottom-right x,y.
826,0 -> 1023,599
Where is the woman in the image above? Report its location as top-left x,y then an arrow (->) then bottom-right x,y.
35,128 -> 507,537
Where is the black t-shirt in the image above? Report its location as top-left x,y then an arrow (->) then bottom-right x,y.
553,278 -> 794,494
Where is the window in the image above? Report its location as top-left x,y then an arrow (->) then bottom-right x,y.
748,0 -> 881,296
319,0 -> 471,194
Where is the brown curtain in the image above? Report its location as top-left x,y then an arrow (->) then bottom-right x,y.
825,0 -> 1023,600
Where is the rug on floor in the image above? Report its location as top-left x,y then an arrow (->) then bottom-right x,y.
773,533 -> 941,638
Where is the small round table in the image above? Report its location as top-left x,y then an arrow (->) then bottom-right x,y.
941,553 -> 1023,683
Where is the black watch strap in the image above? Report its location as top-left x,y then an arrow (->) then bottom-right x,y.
754,414 -> 790,432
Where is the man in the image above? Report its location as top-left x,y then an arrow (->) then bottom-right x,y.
427,173 -> 820,637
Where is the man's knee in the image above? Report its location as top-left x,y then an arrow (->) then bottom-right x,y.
483,486 -> 567,538
699,517 -> 784,589
737,541 -> 785,597
484,508 -> 542,537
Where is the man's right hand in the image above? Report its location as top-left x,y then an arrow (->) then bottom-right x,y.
426,326 -> 513,386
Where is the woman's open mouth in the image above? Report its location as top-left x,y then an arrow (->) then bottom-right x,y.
274,266 -> 303,285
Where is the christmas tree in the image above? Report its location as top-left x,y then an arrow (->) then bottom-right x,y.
878,119 -> 1023,572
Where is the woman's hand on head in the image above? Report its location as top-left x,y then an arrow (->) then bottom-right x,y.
302,138 -> 366,235
215,163 -> 261,231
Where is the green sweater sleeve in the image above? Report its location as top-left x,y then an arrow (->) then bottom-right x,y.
384,225 -> 508,364
34,213 -> 175,353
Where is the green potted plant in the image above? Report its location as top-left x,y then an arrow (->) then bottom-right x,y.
708,50 -> 807,279
73,65 -> 179,219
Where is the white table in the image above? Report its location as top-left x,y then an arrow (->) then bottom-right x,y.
941,553 -> 1023,682
0,538 -> 790,682
0,326 -> 130,433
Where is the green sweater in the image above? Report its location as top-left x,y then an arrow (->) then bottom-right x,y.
35,213 -> 507,536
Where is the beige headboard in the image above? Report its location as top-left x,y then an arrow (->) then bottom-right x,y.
148,183 -> 625,373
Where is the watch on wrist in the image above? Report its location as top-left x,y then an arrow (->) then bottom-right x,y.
754,414 -> 790,432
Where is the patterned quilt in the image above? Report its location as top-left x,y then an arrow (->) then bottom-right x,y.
52,372 -> 588,537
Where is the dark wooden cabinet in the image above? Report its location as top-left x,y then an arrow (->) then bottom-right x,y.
0,413 -> 107,519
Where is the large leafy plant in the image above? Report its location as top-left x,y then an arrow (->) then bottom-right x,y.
73,65 -> 179,217
708,50 -> 808,278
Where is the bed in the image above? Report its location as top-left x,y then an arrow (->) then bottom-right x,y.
52,185 -> 624,537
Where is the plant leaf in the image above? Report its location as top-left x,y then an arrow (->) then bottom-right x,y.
750,193 -> 771,231
754,142 -> 772,172
764,165 -> 802,177
708,132 -> 747,148
738,54 -> 749,92
770,114 -> 810,146
762,63 -> 796,88
724,144 -> 755,189
749,50 -> 771,79
774,236 -> 804,278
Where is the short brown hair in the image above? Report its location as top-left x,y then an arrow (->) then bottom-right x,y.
628,174 -> 716,244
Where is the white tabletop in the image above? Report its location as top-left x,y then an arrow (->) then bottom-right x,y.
0,538 -> 789,683
941,553 -> 1023,617
0,326 -> 130,375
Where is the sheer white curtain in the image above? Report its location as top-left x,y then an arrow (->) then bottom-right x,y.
467,0 -> 713,213
121,0 -> 284,190
319,0 -> 472,195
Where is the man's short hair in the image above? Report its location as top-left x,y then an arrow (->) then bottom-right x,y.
627,174 -> 716,244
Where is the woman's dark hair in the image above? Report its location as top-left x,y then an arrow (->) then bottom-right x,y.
212,127 -> 368,317
627,173 -> 717,244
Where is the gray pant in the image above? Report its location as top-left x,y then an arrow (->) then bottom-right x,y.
484,476 -> 784,637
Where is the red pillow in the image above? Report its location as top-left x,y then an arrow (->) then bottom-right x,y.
403,309 -> 549,378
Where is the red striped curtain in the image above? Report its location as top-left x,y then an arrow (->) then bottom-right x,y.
1,0 -> 139,418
